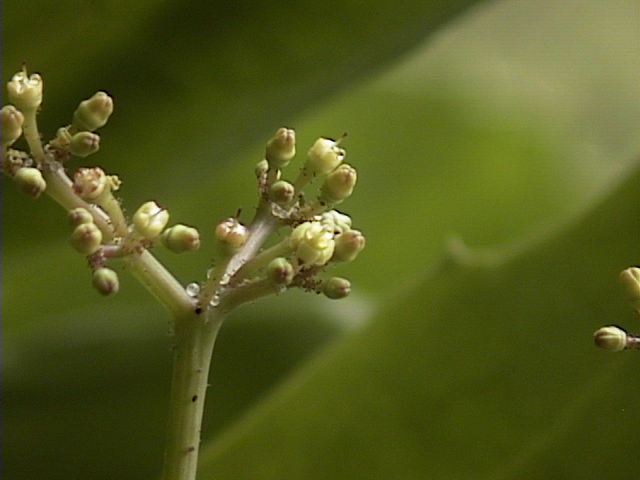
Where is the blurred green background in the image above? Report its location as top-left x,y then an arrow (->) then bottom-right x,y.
3,0 -> 640,478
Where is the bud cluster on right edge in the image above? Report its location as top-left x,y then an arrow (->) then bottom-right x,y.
594,267 -> 640,351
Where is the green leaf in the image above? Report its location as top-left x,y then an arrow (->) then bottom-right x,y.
198,164 -> 640,479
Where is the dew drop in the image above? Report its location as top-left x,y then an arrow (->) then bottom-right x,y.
209,294 -> 220,307
186,283 -> 200,297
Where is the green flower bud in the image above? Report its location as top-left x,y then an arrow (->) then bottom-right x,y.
269,180 -> 295,205
290,221 -> 335,267
332,229 -> 366,262
215,217 -> 249,250
322,277 -> 351,300
320,210 -> 352,234
594,326 -> 627,352
68,207 -> 94,227
255,159 -> 269,179
1,105 -> 24,147
320,164 -> 357,204
161,224 -> 201,253
13,167 -> 46,198
305,137 -> 345,176
52,127 -> 73,149
70,223 -> 103,255
620,267 -> 640,309
132,201 -> 170,239
73,167 -> 108,201
69,131 -> 100,157
7,69 -> 43,110
72,91 -> 113,132
266,127 -> 296,169
267,257 -> 295,285
92,267 -> 119,296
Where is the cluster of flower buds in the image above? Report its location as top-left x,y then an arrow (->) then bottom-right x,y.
205,127 -> 365,306
594,267 -> 640,351
2,68 -> 203,299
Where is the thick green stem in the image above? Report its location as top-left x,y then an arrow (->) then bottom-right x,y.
21,107 -> 46,163
162,311 -> 225,480
125,250 -> 195,318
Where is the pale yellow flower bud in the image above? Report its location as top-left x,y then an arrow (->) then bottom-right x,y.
69,132 -> 100,157
266,127 -> 296,169
594,326 -> 627,352
68,207 -> 94,227
7,69 -> 43,110
73,167 -> 108,201
332,229 -> 366,262
72,91 -> 114,132
290,221 -> 335,267
70,223 -> 103,255
322,277 -> 351,299
1,105 -> 24,147
13,167 -> 46,198
92,268 -> 119,296
320,164 -> 357,204
267,257 -> 295,285
305,137 -> 345,176
161,224 -> 201,253
132,201 -> 170,239
215,218 -> 249,250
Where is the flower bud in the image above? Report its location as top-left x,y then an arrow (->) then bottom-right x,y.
215,218 -> 249,250
1,105 -> 24,147
322,277 -> 351,300
320,164 -> 357,204
266,127 -> 296,169
620,267 -> 640,309
132,201 -> 170,239
267,257 -> 295,285
270,180 -> 295,205
161,224 -> 201,253
255,159 -> 269,179
332,229 -> 366,262
594,326 -> 627,352
290,221 -> 335,267
70,223 -> 103,255
92,267 -> 119,296
320,210 -> 352,234
68,207 -> 94,227
305,137 -> 345,176
72,91 -> 113,131
69,131 -> 100,157
7,69 -> 43,110
73,167 -> 108,201
52,127 -> 73,149
13,167 -> 46,198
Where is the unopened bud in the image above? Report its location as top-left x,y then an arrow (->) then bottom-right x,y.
270,180 -> 295,205
68,207 -> 94,227
332,229 -> 366,262
255,159 -> 269,179
305,137 -> 345,176
72,91 -> 113,131
215,218 -> 249,250
70,223 -> 103,255
323,277 -> 351,300
161,224 -> 201,253
620,267 -> 640,310
13,167 -> 46,198
594,326 -> 627,352
1,105 -> 24,147
320,164 -> 357,203
69,131 -> 100,157
266,127 -> 296,169
73,167 -> 108,201
132,201 -> 170,239
92,267 -> 119,296
267,257 -> 295,285
320,210 -> 352,234
290,221 -> 335,267
7,69 -> 43,110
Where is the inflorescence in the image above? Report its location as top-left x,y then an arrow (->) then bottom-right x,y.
1,67 -> 365,313
594,267 -> 640,351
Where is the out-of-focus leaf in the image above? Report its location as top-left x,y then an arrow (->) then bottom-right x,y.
198,165 -> 640,479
